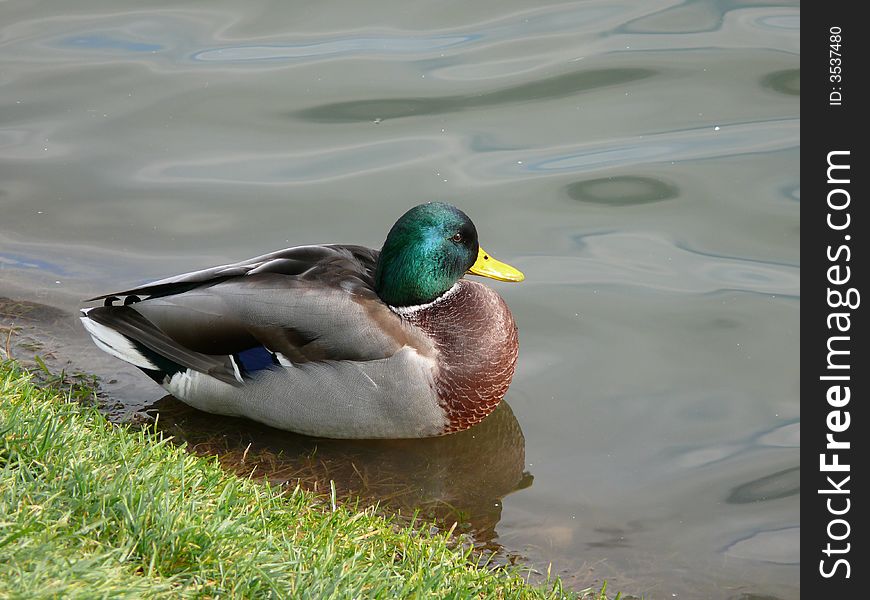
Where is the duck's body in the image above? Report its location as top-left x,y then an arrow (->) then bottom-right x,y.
81,203 -> 523,439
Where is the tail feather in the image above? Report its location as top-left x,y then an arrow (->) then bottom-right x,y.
80,306 -> 242,385
80,310 -> 160,371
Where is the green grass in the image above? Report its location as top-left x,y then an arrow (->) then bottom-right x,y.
0,360 -> 617,599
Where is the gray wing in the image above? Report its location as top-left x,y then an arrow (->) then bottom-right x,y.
87,244 -> 379,301
86,244 -> 429,363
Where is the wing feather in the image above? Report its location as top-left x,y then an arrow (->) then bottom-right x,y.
86,244 -> 378,301
85,244 -> 430,366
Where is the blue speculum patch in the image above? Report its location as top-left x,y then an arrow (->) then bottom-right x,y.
235,346 -> 278,373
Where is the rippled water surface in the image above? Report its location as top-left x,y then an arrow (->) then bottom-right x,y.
1,1 -> 799,598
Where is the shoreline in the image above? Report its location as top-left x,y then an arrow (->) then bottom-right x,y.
0,359 -> 617,598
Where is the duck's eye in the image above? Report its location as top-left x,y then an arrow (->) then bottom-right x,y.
452,232 -> 463,243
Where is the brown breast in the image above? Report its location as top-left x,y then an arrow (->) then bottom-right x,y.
402,280 -> 519,433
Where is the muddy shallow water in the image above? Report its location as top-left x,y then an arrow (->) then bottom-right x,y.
2,1 -> 799,598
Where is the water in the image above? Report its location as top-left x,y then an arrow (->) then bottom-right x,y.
1,1 -> 799,598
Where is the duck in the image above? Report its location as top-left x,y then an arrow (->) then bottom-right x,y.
80,202 -> 524,439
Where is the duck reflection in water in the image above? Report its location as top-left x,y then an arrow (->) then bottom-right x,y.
149,395 -> 532,547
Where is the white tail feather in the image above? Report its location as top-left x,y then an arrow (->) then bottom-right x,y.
79,312 -> 159,370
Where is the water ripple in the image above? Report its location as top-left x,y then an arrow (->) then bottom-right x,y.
134,138 -> 448,185
727,467 -> 800,505
467,118 -> 798,180
2,2 -> 798,73
191,4 -> 623,64
293,68 -> 655,123
565,175 -> 679,206
518,231 -> 799,296
724,527 -> 799,565
59,34 -> 163,53
192,35 -> 480,62
0,252 -> 68,276
761,69 -> 800,96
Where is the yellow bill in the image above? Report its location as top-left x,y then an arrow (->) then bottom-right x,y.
467,246 -> 525,282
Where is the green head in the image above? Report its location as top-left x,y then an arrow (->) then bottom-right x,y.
375,202 -> 524,307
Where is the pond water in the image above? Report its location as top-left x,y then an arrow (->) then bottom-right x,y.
1,1 -> 799,598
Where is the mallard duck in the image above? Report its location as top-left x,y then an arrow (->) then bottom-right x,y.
81,202 -> 524,439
